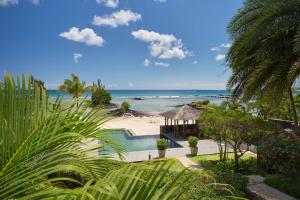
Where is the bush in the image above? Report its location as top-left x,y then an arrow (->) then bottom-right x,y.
258,134 -> 300,176
216,172 -> 248,197
120,101 -> 130,113
265,175 -> 300,199
91,80 -> 112,106
157,138 -> 167,150
214,158 -> 257,175
188,136 -> 198,148
202,100 -> 210,105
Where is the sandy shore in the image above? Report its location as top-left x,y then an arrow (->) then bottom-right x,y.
103,116 -> 165,135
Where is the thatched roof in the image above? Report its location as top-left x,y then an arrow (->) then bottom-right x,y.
161,105 -> 202,120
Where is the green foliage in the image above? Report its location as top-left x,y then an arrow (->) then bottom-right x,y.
58,73 -> 90,99
200,101 -> 270,170
217,172 -> 248,197
248,92 -> 294,120
227,0 -> 300,100
265,175 -> 300,199
188,136 -> 198,148
192,153 -> 257,175
227,0 -> 300,128
157,138 -> 168,150
91,79 -> 112,106
0,73 -> 194,200
120,101 -> 130,113
215,158 -> 257,175
258,134 -> 300,176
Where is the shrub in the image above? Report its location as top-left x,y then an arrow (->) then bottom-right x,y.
216,172 -> 248,197
91,79 -> 112,106
258,134 -> 300,176
157,138 -> 168,150
120,101 -> 130,113
202,100 -> 210,105
214,158 -> 257,175
188,136 -> 198,148
265,175 -> 300,199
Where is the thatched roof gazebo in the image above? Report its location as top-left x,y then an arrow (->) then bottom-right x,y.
160,105 -> 202,137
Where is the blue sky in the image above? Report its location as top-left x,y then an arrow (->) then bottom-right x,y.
0,0 -> 243,90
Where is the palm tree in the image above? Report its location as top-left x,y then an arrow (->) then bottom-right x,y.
2,73 -> 222,199
227,0 -> 300,133
58,73 -> 90,104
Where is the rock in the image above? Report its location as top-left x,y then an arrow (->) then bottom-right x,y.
133,97 -> 143,100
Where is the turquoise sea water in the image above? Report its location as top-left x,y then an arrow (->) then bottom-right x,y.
48,90 -> 230,113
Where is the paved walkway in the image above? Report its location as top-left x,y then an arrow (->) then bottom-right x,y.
247,175 -> 298,200
177,156 -> 202,169
113,139 -> 226,162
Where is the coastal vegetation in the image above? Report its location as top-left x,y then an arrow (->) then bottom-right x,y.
0,73 -> 248,199
0,73 -> 189,199
199,101 -> 270,171
58,73 -> 90,100
120,101 -> 131,113
225,0 -> 300,197
91,79 -> 112,106
227,0 -> 300,133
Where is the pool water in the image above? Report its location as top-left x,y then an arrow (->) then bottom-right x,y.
100,130 -> 182,153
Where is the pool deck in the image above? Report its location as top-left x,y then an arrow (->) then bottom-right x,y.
102,116 -> 231,162
113,139 -> 228,162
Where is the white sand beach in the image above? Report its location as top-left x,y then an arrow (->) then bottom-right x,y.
103,116 -> 165,135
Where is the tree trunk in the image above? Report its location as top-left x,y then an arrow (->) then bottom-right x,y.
288,86 -> 299,134
234,150 -> 239,172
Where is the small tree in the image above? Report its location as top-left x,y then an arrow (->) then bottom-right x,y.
120,101 -> 130,113
224,110 -> 268,171
200,101 -> 272,171
58,73 -> 90,107
199,105 -> 228,161
91,79 -> 111,106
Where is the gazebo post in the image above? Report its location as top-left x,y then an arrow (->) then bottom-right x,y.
183,120 -> 185,135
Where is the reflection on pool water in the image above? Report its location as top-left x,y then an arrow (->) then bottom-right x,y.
99,129 -> 182,153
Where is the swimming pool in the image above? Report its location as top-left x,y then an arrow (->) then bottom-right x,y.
100,130 -> 182,153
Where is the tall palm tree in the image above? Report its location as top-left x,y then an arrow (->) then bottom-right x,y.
227,0 -> 300,132
58,73 -> 90,100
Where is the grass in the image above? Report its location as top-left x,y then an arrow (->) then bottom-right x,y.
140,158 -> 185,172
190,153 -> 256,172
264,175 -> 300,199
191,153 -> 256,164
190,153 -> 257,198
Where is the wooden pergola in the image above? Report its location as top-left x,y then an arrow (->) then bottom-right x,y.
161,105 -> 202,136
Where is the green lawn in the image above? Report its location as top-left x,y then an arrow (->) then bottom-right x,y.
191,152 -> 256,163
139,158 -> 185,172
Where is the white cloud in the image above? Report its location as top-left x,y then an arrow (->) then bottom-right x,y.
59,27 -> 104,47
144,59 -> 151,67
132,29 -> 191,60
155,62 -> 169,67
0,0 -> 40,7
93,10 -> 141,28
96,0 -> 118,8
211,43 -> 232,51
215,54 -> 226,61
193,60 -> 198,65
128,83 -> 134,87
210,47 -> 221,52
73,53 -> 82,63
221,43 -> 232,48
0,0 -> 17,6
154,0 -> 167,3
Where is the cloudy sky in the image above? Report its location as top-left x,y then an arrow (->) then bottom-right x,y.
0,0 -> 243,89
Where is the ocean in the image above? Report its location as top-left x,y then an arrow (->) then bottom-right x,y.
48,90 -> 231,113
